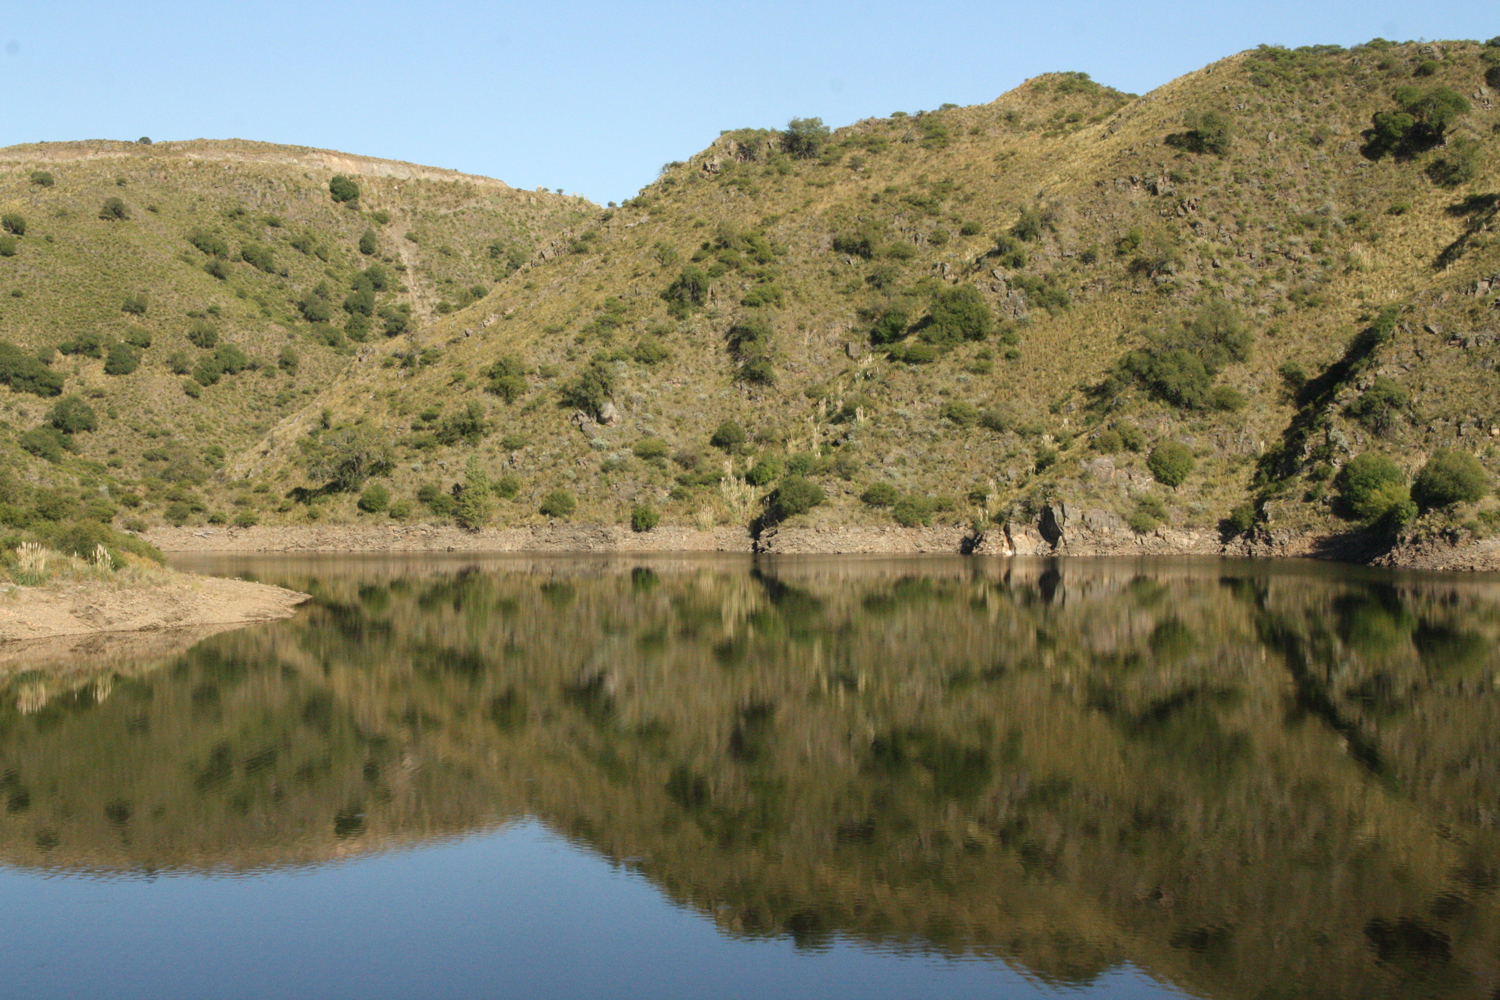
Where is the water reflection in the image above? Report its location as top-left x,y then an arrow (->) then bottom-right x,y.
1,554 -> 1498,999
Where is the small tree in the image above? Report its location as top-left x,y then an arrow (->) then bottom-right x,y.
1147,442 -> 1195,487
926,285 -> 993,346
99,197 -> 130,221
305,424 -> 392,492
104,342 -> 142,376
662,265 -> 710,316
30,170 -> 54,187
329,175 -> 360,204
631,503 -> 660,532
782,117 -> 831,159
1,213 -> 25,236
1412,450 -> 1490,509
560,359 -> 614,417
48,395 -> 98,434
456,457 -> 494,529
358,229 -> 378,255
486,354 -> 527,403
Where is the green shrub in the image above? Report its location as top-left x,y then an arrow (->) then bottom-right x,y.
1426,137 -> 1482,188
746,456 -> 783,486
892,494 -> 934,527
492,474 -> 520,499
633,438 -> 670,462
1147,442 -> 1195,486
239,242 -> 277,274
357,483 -> 390,513
1338,453 -> 1413,524
1346,377 -> 1408,434
539,488 -> 576,518
925,285 -> 993,346
631,504 -> 660,532
48,395 -> 97,433
1170,110 -> 1234,155
485,354 -> 527,402
104,342 -> 142,375
870,307 -> 910,345
123,328 -> 152,349
329,175 -> 360,203
939,400 -> 980,426
1208,385 -> 1247,412
30,170 -> 53,187
188,229 -> 229,257
182,379 -> 202,398
358,229 -> 378,255
1093,429 -> 1123,453
99,197 -> 129,221
233,510 -> 258,528
1366,86 -> 1471,156
559,359 -> 614,416
0,341 -> 65,396
861,482 -> 898,508
0,235 -> 15,257
767,475 -> 824,521
58,331 -> 103,358
121,293 -> 148,316
1227,502 -> 1256,534
1412,450 -> 1490,509
1,213 -> 25,236
710,420 -> 746,452
662,265 -> 710,315
20,426 -> 69,462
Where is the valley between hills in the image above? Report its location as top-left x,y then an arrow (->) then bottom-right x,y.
3,37 -> 1500,584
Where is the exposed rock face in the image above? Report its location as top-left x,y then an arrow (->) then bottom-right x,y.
975,502 -> 1218,558
598,400 -> 620,426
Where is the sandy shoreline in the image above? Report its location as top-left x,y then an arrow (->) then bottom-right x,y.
0,572 -> 309,643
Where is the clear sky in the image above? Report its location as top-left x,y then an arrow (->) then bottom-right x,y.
2,2 -> 1494,205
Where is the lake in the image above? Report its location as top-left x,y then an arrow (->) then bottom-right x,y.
1,553 -> 1497,999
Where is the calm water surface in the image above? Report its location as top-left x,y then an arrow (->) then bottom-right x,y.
1,553 -> 1497,1000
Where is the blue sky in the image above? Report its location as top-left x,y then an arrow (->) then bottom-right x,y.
2,2 -> 1494,205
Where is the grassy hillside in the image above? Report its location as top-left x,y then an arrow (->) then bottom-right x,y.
5,38 -> 1500,563
0,139 -> 592,558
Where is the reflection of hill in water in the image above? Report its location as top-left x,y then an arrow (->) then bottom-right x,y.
2,555 -> 1499,998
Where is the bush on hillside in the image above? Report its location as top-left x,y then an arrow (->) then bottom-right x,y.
20,426 -> 70,462
0,342 -> 64,397
924,285 -> 993,346
662,265 -> 710,315
1345,377 -> 1409,434
104,342 -> 142,376
559,359 -> 614,418
861,482 -> 898,507
631,504 -> 660,532
1,213 -> 25,236
188,230 -> 229,258
1169,111 -> 1234,155
329,175 -> 360,204
1148,442 -> 1195,487
1366,86 -> 1470,156
1337,452 -> 1413,525
1412,449 -> 1490,509
99,197 -> 129,221
357,483 -> 390,513
539,488 -> 576,518
710,420 -> 746,453
48,395 -> 97,434
30,170 -> 53,187
0,236 -> 15,257
358,229 -> 378,255
186,319 -> 218,349
767,476 -> 824,522
1426,137 -> 1482,188
486,354 -> 528,403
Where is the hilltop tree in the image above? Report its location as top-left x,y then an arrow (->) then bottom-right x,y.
782,118 -> 831,159
1366,86 -> 1470,157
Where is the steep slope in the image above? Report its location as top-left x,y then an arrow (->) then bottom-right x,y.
210,38 -> 1500,564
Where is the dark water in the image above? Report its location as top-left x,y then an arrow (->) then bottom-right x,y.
1,554 -> 1498,1000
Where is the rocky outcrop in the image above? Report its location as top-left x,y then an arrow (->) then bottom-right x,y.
975,501 -> 1220,557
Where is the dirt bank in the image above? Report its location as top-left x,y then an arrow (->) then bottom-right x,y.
0,572 -> 308,643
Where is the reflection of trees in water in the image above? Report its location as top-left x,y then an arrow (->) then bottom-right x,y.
0,556 -> 1498,997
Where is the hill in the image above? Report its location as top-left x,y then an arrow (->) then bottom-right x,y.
4,39 -> 1500,568
0,139 -> 592,566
